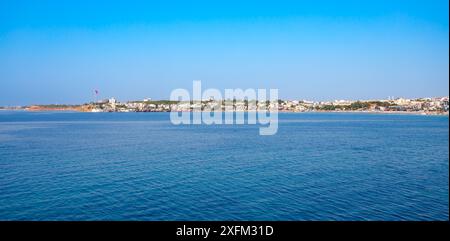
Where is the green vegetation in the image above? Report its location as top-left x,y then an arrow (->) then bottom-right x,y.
320,105 -> 337,111
367,101 -> 391,107
317,105 -> 348,111
349,101 -> 370,110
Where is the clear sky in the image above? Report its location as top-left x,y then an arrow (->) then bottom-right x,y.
0,0 -> 448,105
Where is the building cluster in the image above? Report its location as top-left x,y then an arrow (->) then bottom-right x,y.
88,96 -> 449,114
279,97 -> 449,113
91,98 -> 173,112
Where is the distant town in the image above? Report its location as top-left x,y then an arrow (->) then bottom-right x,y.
1,96 -> 449,115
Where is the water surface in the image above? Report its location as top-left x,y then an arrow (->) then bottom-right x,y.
0,111 -> 448,220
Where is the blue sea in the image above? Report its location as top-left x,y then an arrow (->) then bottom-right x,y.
0,111 -> 448,220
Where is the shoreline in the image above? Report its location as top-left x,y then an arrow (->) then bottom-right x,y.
1,108 -> 448,116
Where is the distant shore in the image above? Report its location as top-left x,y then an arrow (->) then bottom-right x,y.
1,107 -> 448,116
1,96 -> 448,116
300,110 -> 449,116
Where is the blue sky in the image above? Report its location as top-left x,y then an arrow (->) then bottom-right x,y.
0,0 -> 448,105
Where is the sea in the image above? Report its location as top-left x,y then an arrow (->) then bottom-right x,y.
0,111 -> 448,220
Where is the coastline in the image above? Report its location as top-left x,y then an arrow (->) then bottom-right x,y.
1,97 -> 449,116
1,108 -> 447,116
